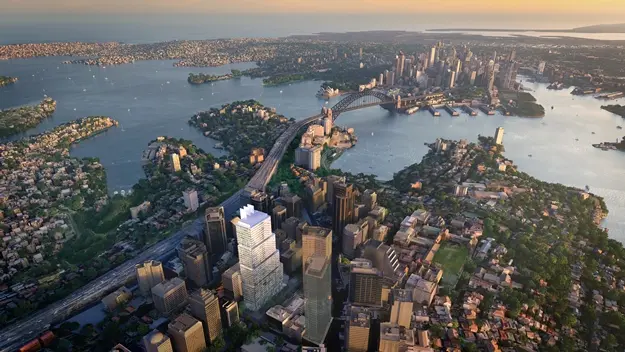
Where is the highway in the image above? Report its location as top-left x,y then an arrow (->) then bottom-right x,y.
0,92 -> 388,351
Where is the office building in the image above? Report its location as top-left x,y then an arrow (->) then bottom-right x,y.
379,73 -> 384,86
363,241 -> 405,286
271,205 -> 287,231
295,145 -> 322,171
204,206 -> 228,258
469,70 -> 477,86
303,255 -> 332,346
350,263 -> 383,307
362,189 -> 377,213
152,277 -> 188,315
343,224 -> 363,259
177,237 -> 212,287
167,313 -> 207,352
171,153 -> 181,172
136,260 -> 165,296
429,46 -> 436,68
250,190 -> 271,214
322,117 -> 333,135
234,205 -> 284,311
306,185 -> 325,213
282,216 -> 301,240
538,61 -> 546,75
390,289 -> 413,328
390,71 -> 395,86
495,127 -> 504,145
281,246 -> 302,274
302,226 -> 332,265
333,183 -> 354,241
346,306 -> 371,352
222,263 -> 243,301
412,279 -> 438,307
189,289 -> 222,343
448,71 -> 456,89
143,330 -> 174,352
183,189 -> 199,212
220,298 -> 240,328
325,175 -> 346,205
280,194 -> 302,219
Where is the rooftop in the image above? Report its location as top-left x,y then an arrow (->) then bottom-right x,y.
168,313 -> 200,333
238,204 -> 269,228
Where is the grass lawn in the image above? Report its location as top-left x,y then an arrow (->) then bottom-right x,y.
432,242 -> 469,287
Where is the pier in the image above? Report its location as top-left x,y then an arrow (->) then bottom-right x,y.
479,105 -> 495,115
461,105 -> 477,116
443,104 -> 459,116
427,105 -> 440,116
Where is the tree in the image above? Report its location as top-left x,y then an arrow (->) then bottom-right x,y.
463,342 -> 479,352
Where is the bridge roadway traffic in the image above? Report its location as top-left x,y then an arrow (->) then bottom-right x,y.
0,90 -> 401,351
0,115 -> 324,352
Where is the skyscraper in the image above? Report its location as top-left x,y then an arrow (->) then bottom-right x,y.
378,73 -> 384,86
303,255 -> 332,346
234,205 -> 284,311
390,289 -> 413,328
177,237 -> 212,287
222,263 -> 243,301
143,330 -> 174,352
167,313 -> 207,352
398,52 -> 405,77
346,306 -> 371,352
136,260 -> 165,296
204,206 -> 228,259
349,263 -> 383,307
429,46 -> 436,68
301,226 -> 332,266
189,289 -> 222,343
171,153 -> 181,172
495,127 -> 505,145
448,71 -> 456,89
271,205 -> 287,231
333,183 -> 354,240
152,277 -> 188,315
220,298 -> 240,328
281,194 -> 302,219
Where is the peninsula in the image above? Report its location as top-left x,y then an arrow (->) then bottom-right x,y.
592,137 -> 625,151
601,104 -> 625,118
0,75 -> 18,87
0,97 -> 57,137
428,23 -> 625,33
187,69 -> 242,85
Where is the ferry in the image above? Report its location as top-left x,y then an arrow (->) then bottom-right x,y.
478,105 -> 495,115
461,105 -> 477,116
443,104 -> 459,116
427,105 -> 440,116
405,106 -> 419,115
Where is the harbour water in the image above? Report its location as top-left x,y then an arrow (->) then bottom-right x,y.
2,58 -> 625,242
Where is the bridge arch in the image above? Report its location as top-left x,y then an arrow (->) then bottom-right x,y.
330,90 -> 395,120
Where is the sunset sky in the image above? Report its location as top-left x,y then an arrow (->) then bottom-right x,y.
2,0 -> 625,16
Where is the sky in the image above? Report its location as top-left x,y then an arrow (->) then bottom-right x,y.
2,0 -> 625,17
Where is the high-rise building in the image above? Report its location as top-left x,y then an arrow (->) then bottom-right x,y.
152,277 -> 188,315
538,61 -> 546,75
342,224 -> 363,259
222,263 -> 243,301
486,60 -> 496,91
429,46 -> 436,68
171,153 -> 181,172
333,183 -> 354,241
303,255 -> 332,346
448,71 -> 456,89
379,323 -> 415,352
322,117 -> 333,136
390,71 -> 395,86
325,175 -> 346,205
295,145 -> 322,171
136,260 -> 165,296
469,70 -> 477,86
143,330 -> 174,352
177,237 -> 212,287
495,127 -> 504,145
234,205 -> 284,311
250,190 -> 271,214
220,298 -> 240,328
379,73 -> 384,86
349,262 -> 383,307
362,189 -> 377,213
398,52 -> 405,77
281,194 -> 302,219
346,306 -> 371,352
188,289 -> 222,343
302,226 -> 332,265
204,206 -> 228,259
359,47 -> 363,59
167,313 -> 207,352
183,189 -> 199,211
271,205 -> 287,231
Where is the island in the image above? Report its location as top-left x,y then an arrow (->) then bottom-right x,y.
0,75 -> 18,87
0,97 -> 57,137
601,104 -> 625,118
592,137 -> 625,151
187,69 -> 242,85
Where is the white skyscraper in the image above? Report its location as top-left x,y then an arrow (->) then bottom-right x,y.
234,205 -> 284,311
495,127 -> 505,145
428,46 -> 436,68
183,189 -> 199,211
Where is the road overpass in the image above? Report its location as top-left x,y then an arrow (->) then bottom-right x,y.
0,89 -> 402,351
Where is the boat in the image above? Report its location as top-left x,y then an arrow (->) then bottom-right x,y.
592,132 -> 596,134
528,154 -> 532,157
575,138 -> 579,141
551,106 -> 554,110
585,185 -> 590,191
618,126 -> 623,130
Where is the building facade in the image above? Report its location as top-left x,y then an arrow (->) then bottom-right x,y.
234,205 -> 284,311
177,237 -> 212,287
167,313 -> 207,352
136,260 -> 165,296
152,277 -> 188,315
189,289 -> 222,343
222,263 -> 243,301
143,330 -> 174,352
302,226 -> 332,265
332,183 -> 354,241
183,189 -> 199,211
204,206 -> 228,259
303,255 -> 332,346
